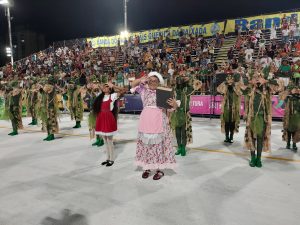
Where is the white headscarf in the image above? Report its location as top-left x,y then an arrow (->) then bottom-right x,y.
148,71 -> 164,85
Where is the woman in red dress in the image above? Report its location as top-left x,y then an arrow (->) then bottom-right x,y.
93,83 -> 125,167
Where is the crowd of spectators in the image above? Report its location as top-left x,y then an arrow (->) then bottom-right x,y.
1,13 -> 300,95
224,13 -> 300,87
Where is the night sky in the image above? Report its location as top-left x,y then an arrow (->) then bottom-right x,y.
1,0 -> 300,64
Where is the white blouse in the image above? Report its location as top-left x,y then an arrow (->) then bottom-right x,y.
103,93 -> 118,111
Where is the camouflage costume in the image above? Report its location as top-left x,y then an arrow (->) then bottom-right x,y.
26,81 -> 39,125
68,80 -> 83,128
171,77 -> 201,156
244,72 -> 283,167
40,77 -> 59,141
7,81 -> 23,135
279,85 -> 300,152
217,74 -> 242,143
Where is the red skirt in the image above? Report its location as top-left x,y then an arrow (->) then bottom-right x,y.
95,111 -> 117,136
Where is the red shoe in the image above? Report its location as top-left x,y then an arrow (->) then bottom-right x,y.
153,171 -> 164,180
142,170 -> 151,179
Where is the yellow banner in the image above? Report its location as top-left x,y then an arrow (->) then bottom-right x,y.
225,11 -> 300,34
87,22 -> 225,48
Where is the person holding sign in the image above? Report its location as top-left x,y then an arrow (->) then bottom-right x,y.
131,72 -> 177,180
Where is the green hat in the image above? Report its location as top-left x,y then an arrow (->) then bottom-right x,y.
10,80 -> 19,88
69,77 -> 80,85
38,78 -> 47,85
233,73 -> 241,82
90,75 -> 100,83
287,80 -> 299,90
47,76 -> 56,85
226,74 -> 240,83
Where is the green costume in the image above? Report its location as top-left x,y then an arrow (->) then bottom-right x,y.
7,81 -> 23,136
40,78 -> 59,141
280,86 -> 300,152
26,82 -> 39,125
86,82 -> 104,147
217,74 -> 242,143
68,80 -> 83,128
171,77 -> 200,156
244,74 -> 281,168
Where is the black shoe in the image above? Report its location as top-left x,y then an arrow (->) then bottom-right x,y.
106,161 -> 114,167
101,160 -> 109,165
228,139 -> 234,144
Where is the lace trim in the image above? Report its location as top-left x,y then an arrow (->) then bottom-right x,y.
95,131 -> 118,136
138,132 -> 164,144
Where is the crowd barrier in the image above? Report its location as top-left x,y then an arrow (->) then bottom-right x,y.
0,95 -> 286,119
122,94 -> 285,118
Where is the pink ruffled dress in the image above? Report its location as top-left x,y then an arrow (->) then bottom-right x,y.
134,84 -> 176,170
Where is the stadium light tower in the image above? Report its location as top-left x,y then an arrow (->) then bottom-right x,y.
0,0 -> 14,65
124,0 -> 128,31
120,0 -> 129,38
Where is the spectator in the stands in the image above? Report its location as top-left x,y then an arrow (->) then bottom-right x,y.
231,58 -> 239,70
270,24 -> 277,41
260,54 -> 272,69
246,21 -> 251,35
258,36 -> 266,57
282,28 -> 290,44
79,72 -> 87,86
254,28 -> 263,44
266,45 -> 275,59
276,58 -> 292,87
294,24 -> 300,42
292,59 -> 300,85
245,46 -> 254,64
227,47 -> 234,61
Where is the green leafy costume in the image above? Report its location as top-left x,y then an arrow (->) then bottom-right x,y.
68,82 -> 83,128
7,83 -> 23,135
40,81 -> 59,141
280,86 -> 300,151
244,76 -> 282,167
26,84 -> 39,125
171,78 -> 200,156
217,74 -> 242,143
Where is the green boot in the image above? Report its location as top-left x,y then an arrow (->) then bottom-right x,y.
8,130 -> 18,136
175,145 -> 181,155
256,156 -> 262,168
292,143 -> 298,152
28,121 -> 33,125
43,134 -> 50,141
92,139 -> 100,146
249,155 -> 256,167
224,136 -> 230,143
97,138 -> 104,147
46,134 -> 55,141
73,121 -> 81,129
181,145 -> 186,156
31,119 -> 38,125
286,141 -> 291,149
92,137 -> 101,146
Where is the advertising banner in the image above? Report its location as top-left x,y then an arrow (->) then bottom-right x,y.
87,22 -> 225,48
225,11 -> 300,33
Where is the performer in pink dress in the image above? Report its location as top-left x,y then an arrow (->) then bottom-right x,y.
93,83 -> 125,167
131,72 -> 178,180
